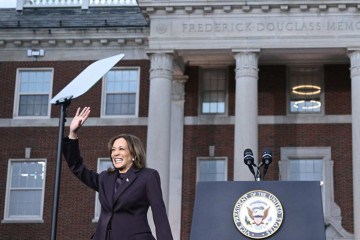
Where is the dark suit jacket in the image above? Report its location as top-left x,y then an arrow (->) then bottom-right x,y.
63,137 -> 174,240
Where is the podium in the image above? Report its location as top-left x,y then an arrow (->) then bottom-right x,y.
190,181 -> 325,240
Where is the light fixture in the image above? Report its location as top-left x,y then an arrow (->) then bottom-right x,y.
293,100 -> 321,110
292,85 -> 321,95
27,49 -> 45,57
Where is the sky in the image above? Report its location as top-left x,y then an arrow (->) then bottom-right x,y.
0,0 -> 16,8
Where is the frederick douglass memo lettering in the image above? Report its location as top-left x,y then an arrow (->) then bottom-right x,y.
182,20 -> 360,33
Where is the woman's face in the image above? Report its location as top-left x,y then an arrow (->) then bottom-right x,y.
111,137 -> 133,173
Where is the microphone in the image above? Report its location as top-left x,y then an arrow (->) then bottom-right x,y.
262,150 -> 272,176
244,149 -> 255,176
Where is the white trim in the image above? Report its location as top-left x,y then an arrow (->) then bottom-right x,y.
0,114 -> 352,128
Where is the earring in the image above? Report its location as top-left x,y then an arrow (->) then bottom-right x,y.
132,158 -> 135,161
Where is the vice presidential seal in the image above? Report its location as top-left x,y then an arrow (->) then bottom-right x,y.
233,190 -> 283,239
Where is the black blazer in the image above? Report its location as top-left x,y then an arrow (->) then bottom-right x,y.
63,138 -> 174,240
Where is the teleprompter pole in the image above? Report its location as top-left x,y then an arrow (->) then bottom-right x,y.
48,53 -> 124,239
50,96 -> 72,240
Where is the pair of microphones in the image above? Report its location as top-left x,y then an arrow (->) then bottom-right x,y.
244,148 -> 272,180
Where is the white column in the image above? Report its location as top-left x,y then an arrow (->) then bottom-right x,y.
168,75 -> 187,240
146,52 -> 173,208
233,50 -> 259,181
349,49 -> 360,240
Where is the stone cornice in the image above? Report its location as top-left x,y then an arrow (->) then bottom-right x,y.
138,0 -> 360,7
138,1 -> 360,17
0,27 -> 149,49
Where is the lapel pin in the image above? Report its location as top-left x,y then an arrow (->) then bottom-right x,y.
126,178 -> 129,182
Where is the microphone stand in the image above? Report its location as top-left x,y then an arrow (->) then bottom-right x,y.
255,165 -> 261,181
244,150 -> 272,181
250,162 -> 266,181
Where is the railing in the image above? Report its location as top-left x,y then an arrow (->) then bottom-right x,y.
16,0 -> 138,11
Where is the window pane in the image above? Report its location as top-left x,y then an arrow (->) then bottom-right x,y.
201,69 -> 227,114
104,69 -> 138,116
106,93 -> 136,115
19,95 -> 49,116
288,159 -> 322,181
100,160 -> 112,172
19,70 -> 51,93
18,70 -> 52,117
9,190 -> 42,216
11,162 -> 44,188
7,160 -> 46,219
198,159 -> 226,182
289,67 -> 322,113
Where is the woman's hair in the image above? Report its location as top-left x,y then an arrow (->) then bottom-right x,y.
107,133 -> 146,172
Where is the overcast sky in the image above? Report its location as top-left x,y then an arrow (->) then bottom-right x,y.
0,0 -> 16,8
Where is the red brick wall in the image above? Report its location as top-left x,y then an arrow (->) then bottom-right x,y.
184,66 -> 199,116
259,123 -> 353,232
324,64 -> 351,115
181,125 -> 234,240
0,60 -> 150,119
258,65 -> 287,115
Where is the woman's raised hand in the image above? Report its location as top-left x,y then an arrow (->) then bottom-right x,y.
68,107 -> 91,139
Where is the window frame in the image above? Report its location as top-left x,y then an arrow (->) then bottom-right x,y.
13,68 -> 54,119
198,67 -> 228,116
101,67 -> 140,118
286,65 -> 325,115
2,158 -> 47,223
279,147 -> 333,222
196,157 -> 228,182
93,158 -> 113,222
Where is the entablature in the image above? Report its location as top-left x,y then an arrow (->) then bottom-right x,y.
138,0 -> 360,18
0,27 -> 149,47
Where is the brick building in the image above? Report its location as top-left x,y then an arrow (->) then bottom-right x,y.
0,0 -> 358,239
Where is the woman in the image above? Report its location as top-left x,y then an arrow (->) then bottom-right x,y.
63,106 -> 173,240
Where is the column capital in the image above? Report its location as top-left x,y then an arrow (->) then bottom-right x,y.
146,49 -> 175,56
149,52 -> 174,79
348,49 -> 360,78
173,74 -> 188,83
172,75 -> 188,101
232,48 -> 261,54
233,50 -> 259,79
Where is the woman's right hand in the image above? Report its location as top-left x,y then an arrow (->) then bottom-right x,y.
68,107 -> 91,139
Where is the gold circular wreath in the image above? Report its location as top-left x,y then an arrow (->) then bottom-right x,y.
292,85 -> 321,95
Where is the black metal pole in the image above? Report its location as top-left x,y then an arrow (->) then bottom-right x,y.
51,98 -> 71,240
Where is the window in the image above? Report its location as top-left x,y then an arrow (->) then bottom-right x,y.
14,69 -> 53,118
279,147 -> 352,239
93,158 -> 113,221
3,159 -> 46,223
199,68 -> 227,115
197,157 -> 227,182
288,66 -> 323,114
287,159 -> 322,181
102,68 -> 139,116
